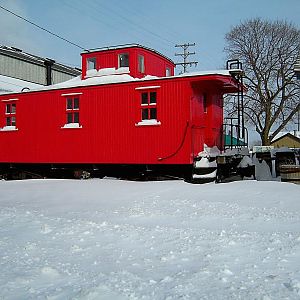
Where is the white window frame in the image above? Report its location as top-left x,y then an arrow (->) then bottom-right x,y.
0,99 -> 18,131
166,67 -> 171,77
87,57 -> 97,70
61,95 -> 82,129
136,90 -> 161,126
138,55 -> 145,73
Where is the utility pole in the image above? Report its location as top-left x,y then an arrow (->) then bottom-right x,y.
175,43 -> 198,73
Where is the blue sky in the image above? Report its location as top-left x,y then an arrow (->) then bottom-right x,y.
1,0 -> 299,73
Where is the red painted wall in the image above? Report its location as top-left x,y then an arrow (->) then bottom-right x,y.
81,46 -> 175,79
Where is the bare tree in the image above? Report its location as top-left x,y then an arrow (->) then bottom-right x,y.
225,18 -> 300,145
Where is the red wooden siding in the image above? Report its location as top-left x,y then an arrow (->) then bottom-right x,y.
0,73 -> 239,167
81,45 -> 175,79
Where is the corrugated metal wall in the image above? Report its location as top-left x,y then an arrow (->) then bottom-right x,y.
0,47 -> 81,86
52,69 -> 78,85
0,55 -> 46,85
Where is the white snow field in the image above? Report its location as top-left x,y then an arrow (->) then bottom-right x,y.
0,179 -> 300,300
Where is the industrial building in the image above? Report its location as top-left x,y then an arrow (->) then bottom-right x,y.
0,45 -> 81,90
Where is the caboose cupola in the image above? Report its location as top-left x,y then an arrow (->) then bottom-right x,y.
81,44 -> 175,79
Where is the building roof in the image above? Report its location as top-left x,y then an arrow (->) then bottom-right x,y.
271,132 -> 300,144
0,45 -> 81,76
271,131 -> 300,142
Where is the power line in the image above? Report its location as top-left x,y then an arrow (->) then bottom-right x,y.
86,0 -> 174,45
0,4 -> 86,51
109,0 -> 186,43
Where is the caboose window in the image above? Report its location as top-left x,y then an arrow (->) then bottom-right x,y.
67,98 -> 73,109
138,55 -> 145,73
140,91 -> 157,121
67,113 -> 73,124
119,53 -> 129,67
166,67 -> 171,77
150,92 -> 156,104
5,103 -> 17,127
65,97 -> 80,125
141,92 -> 148,105
142,109 -> 148,120
6,103 -> 16,114
67,112 -> 79,124
74,98 -> 79,109
66,97 -> 79,110
6,116 -> 16,126
150,108 -> 157,119
87,57 -> 96,70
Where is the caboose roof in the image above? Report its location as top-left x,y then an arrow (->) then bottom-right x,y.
20,69 -> 239,92
0,69 -> 241,95
82,43 -> 175,65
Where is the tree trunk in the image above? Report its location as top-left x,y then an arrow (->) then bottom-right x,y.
261,131 -> 271,146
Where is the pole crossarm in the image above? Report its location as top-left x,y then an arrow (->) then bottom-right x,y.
175,43 -> 198,73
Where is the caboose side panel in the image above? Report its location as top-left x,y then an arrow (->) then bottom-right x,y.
0,79 -> 193,166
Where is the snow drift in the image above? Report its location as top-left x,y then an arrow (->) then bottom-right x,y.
0,179 -> 300,299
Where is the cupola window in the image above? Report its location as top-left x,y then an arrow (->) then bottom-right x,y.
119,53 -> 129,67
138,55 -> 145,73
87,57 -> 96,70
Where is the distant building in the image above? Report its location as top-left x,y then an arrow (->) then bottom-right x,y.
0,45 -> 81,87
271,131 -> 300,149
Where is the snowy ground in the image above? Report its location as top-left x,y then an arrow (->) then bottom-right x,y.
0,179 -> 300,300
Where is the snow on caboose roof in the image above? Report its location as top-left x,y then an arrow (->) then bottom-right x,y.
0,68 -> 239,95
20,68 -> 237,93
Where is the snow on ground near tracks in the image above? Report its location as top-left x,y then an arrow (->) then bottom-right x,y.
0,179 -> 300,299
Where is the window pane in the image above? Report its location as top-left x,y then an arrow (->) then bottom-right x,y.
67,98 -> 73,109
138,55 -> 145,73
6,117 -> 11,126
11,116 -> 16,126
6,104 -> 11,114
119,53 -> 129,67
67,113 -> 73,124
73,98 -> 79,109
11,103 -> 16,113
166,67 -> 171,77
74,112 -> 79,123
141,92 -> 148,105
150,108 -> 157,119
142,109 -> 148,120
87,57 -> 96,70
150,92 -> 156,104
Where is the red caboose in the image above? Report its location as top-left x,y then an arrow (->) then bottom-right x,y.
0,44 -> 241,179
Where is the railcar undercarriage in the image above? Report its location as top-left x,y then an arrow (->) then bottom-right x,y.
0,163 -> 193,181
